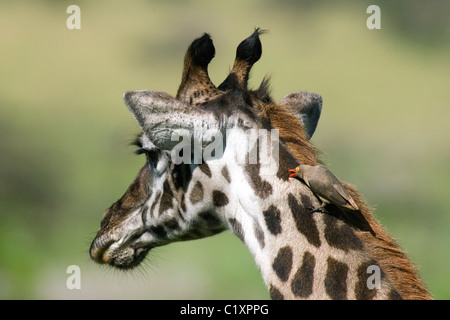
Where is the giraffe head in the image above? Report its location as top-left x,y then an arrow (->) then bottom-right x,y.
89,30 -> 323,270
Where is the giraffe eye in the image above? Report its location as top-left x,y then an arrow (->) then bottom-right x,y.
136,148 -> 159,167
146,151 -> 160,167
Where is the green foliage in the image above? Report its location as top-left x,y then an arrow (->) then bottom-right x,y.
0,0 -> 449,299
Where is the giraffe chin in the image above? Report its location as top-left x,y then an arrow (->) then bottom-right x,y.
108,245 -> 152,270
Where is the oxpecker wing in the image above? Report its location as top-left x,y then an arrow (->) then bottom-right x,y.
288,164 -> 359,211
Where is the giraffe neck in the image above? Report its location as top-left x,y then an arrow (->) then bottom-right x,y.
223,164 -> 402,299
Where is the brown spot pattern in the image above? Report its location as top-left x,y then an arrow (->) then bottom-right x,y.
212,190 -> 229,207
269,285 -> 284,300
354,260 -> 378,300
228,218 -> 244,242
263,205 -> 282,235
189,181 -> 204,204
221,165 -> 231,183
323,214 -> 364,252
272,246 -> 293,282
198,162 -> 212,177
199,211 -> 222,229
253,221 -> 265,249
150,190 -> 162,218
159,180 -> 174,216
325,257 -> 349,300
245,152 -> 272,199
288,193 -> 321,248
291,251 -> 315,298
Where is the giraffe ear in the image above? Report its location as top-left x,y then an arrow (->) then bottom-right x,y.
279,91 -> 322,139
123,90 -> 222,150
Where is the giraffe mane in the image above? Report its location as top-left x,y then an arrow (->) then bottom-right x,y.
259,101 -> 320,166
344,184 -> 432,299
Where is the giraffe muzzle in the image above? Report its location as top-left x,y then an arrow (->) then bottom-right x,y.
90,230 -> 154,269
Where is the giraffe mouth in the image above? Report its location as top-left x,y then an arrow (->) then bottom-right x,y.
109,245 -> 151,270
90,231 -> 154,270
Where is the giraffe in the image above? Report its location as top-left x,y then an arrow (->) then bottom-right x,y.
89,29 -> 432,300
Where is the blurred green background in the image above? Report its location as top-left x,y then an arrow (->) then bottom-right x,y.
1,0 -> 449,299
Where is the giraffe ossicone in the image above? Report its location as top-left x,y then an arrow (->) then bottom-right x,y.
90,30 -> 431,300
